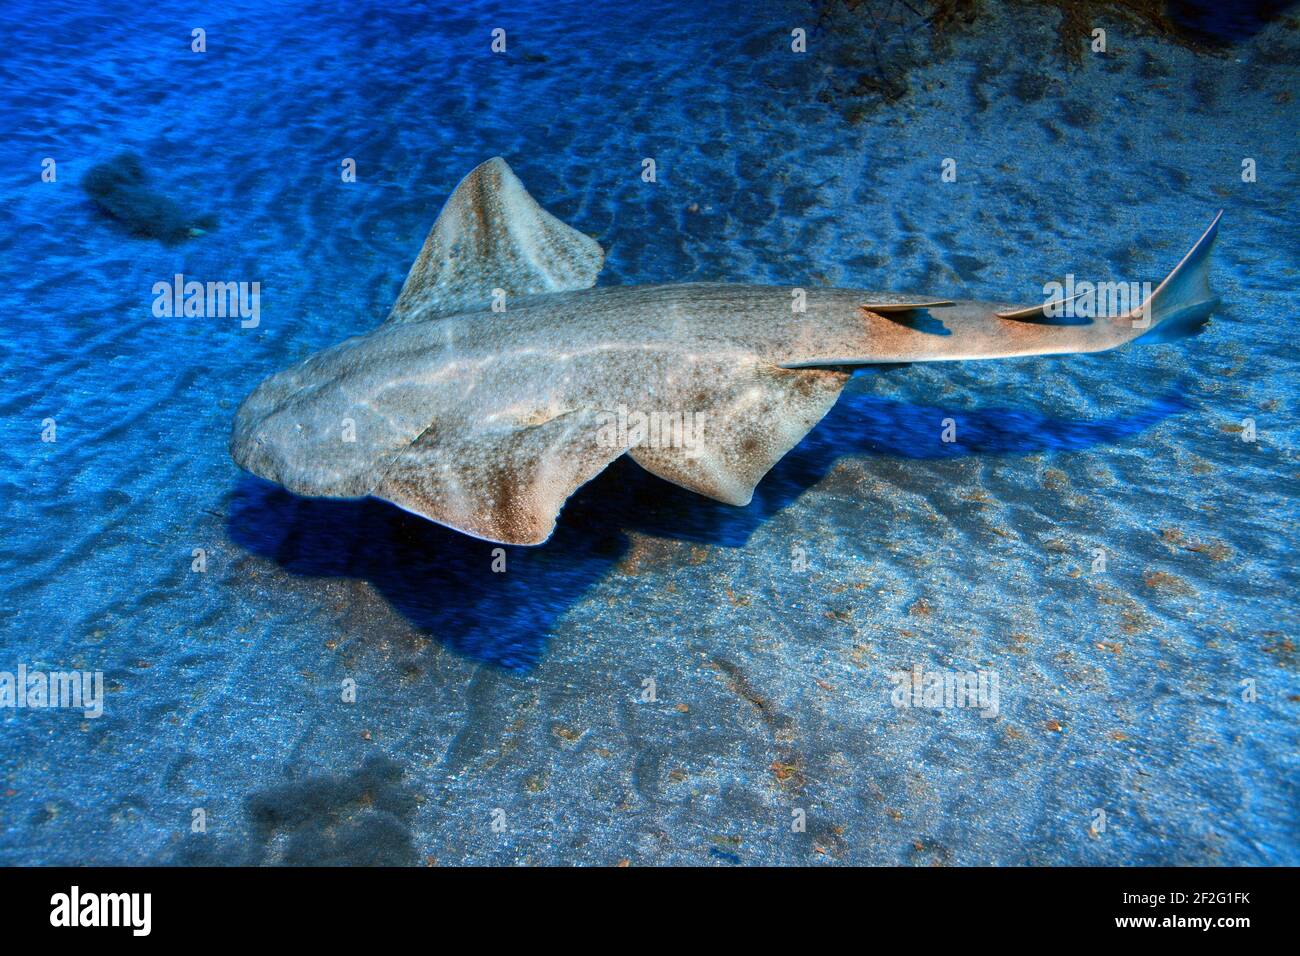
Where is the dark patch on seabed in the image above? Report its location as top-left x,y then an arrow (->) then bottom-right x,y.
175,757 -> 420,866
1,0 -> 1297,865
81,151 -> 217,245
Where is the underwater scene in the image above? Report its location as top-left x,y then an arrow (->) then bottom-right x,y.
2,0 -> 1297,867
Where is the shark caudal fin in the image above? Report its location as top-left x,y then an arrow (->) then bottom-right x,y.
1127,212 -> 1222,344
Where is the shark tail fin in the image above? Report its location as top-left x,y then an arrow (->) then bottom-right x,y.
1127,211 -> 1222,344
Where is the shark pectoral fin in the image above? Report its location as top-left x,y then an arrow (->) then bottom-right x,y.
372,408 -> 626,546
629,366 -> 849,506
385,156 -> 605,324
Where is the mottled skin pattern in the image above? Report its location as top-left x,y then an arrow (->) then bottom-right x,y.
232,158 -> 1221,545
385,157 -> 604,323
233,284 -> 855,543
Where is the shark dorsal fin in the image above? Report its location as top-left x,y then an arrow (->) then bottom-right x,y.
858,297 -> 954,314
385,157 -> 605,324
995,290 -> 1088,321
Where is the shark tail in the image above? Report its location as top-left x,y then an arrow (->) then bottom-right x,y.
1127,211 -> 1222,344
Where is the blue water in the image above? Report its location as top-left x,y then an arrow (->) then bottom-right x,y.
1,0 -> 1296,865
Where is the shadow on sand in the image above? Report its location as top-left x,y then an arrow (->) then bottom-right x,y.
228,391 -> 1185,670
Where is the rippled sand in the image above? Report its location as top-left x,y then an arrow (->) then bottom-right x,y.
1,0 -> 1296,864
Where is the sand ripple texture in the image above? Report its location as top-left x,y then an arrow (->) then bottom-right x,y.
0,0 -> 1295,864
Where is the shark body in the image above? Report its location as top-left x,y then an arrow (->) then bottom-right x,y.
232,158 -> 1222,545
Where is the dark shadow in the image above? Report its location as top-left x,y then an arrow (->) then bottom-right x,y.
881,308 -> 951,335
598,389 -> 1188,547
228,476 -> 629,672
1005,309 -> 1094,327
228,390 -> 1186,670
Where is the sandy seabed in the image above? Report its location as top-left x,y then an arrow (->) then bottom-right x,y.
1,0 -> 1296,864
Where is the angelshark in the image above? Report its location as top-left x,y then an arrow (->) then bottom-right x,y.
232,157 -> 1221,545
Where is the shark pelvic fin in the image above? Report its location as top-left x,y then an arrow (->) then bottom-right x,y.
385,157 -> 605,324
628,365 -> 849,507
373,408 -> 628,545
